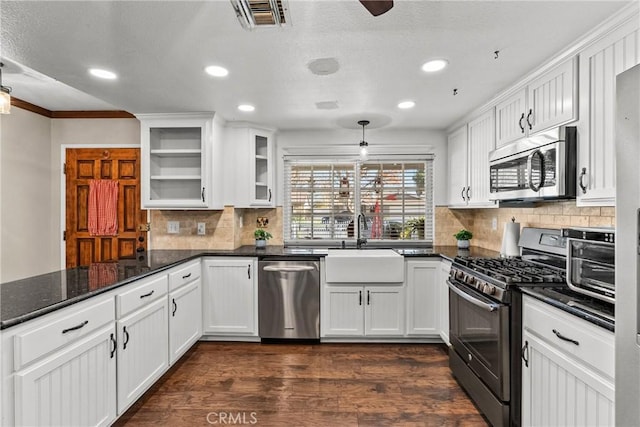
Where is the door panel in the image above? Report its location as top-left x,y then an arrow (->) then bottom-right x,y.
65,148 -> 147,268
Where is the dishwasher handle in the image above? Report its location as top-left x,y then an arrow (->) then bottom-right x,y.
262,265 -> 316,272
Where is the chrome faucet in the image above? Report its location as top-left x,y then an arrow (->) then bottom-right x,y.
356,213 -> 368,249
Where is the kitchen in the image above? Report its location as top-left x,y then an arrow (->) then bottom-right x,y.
0,1 -> 638,426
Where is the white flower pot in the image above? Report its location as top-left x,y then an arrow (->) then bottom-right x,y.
255,239 -> 266,248
457,239 -> 470,249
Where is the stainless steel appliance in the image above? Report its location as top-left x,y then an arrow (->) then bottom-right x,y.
489,127 -> 576,202
258,259 -> 320,339
614,63 -> 639,425
563,227 -> 615,303
448,227 -> 568,427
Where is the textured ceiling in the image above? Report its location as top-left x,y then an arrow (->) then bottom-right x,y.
0,0 -> 631,130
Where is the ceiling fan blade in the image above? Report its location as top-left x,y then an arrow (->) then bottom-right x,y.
359,0 -> 394,17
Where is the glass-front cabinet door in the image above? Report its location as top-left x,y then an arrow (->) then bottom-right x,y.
138,113 -> 215,209
249,128 -> 274,207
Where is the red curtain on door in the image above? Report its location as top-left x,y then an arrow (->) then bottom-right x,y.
88,180 -> 119,236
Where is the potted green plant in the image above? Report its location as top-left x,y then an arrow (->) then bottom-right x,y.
403,217 -> 425,240
453,229 -> 473,249
254,228 -> 273,248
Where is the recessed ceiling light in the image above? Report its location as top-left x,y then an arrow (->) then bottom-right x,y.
398,101 -> 415,109
205,65 -> 229,77
421,59 -> 448,73
238,104 -> 255,112
89,68 -> 117,80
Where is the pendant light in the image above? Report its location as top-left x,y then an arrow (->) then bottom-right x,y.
0,63 -> 11,114
358,120 -> 369,161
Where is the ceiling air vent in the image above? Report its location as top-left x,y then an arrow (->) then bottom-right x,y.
231,0 -> 289,30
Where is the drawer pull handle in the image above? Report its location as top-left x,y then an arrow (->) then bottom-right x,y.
62,320 -> 88,334
552,329 -> 579,346
123,326 -> 130,350
110,333 -> 117,359
182,273 -> 192,279
367,290 -> 371,305
359,290 -> 362,306
139,290 -> 154,299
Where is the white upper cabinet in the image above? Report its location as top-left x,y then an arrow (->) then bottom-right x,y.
447,125 -> 468,207
528,58 -> 578,134
577,18 -> 640,206
225,125 -> 276,208
495,89 -> 528,147
138,113 -> 224,209
495,57 -> 577,148
467,110 -> 496,207
447,110 -> 497,208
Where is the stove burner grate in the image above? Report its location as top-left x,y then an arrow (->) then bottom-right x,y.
454,256 -> 566,285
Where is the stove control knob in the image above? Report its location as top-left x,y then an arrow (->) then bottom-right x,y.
464,275 -> 475,285
484,284 -> 496,295
455,270 -> 464,280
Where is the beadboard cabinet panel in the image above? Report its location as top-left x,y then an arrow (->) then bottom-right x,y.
116,297 -> 169,414
405,260 -> 440,337
202,258 -> 258,336
578,18 -> 640,206
495,89 -> 527,147
467,110 -> 496,207
15,325 -> 117,427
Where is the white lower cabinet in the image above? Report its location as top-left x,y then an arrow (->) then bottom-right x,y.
322,285 -> 404,337
116,296 -> 169,414
202,258 -> 258,337
14,324 -> 117,427
521,295 -> 614,426
405,260 -> 440,337
169,279 -> 202,364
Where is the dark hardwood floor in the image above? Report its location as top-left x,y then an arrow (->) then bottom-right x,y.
114,342 -> 487,426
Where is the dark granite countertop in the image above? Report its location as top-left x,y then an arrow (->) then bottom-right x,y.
0,245 -> 496,330
519,287 -> 615,332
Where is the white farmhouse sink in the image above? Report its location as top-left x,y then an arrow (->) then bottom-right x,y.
325,249 -> 404,283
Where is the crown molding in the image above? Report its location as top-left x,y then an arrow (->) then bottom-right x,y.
11,97 -> 134,119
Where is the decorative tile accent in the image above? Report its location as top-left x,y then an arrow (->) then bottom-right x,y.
149,207 -> 283,249
435,201 -> 615,251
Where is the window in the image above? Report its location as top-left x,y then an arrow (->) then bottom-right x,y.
284,156 -> 434,244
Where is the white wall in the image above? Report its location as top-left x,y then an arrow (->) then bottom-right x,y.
276,128 -> 448,205
0,108 -> 56,282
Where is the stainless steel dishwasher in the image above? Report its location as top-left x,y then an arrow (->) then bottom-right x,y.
258,259 -> 320,339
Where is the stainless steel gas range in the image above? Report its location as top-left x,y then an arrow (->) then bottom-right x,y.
447,227 -> 569,427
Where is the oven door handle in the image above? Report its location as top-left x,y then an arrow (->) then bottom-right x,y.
447,281 -> 499,312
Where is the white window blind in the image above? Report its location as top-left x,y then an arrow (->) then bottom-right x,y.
284,156 -> 434,244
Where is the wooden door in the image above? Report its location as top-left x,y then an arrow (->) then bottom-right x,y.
65,148 -> 147,268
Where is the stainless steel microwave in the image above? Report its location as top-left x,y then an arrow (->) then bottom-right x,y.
489,127 -> 577,202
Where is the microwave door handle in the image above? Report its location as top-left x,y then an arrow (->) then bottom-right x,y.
447,281 -> 499,312
527,149 -> 544,192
